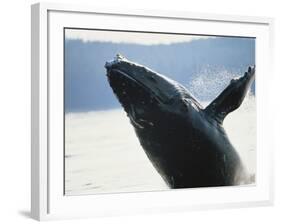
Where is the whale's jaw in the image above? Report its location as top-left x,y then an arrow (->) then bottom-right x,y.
105,54 -> 191,105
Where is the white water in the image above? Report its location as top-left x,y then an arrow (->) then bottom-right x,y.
65,95 -> 256,196
65,109 -> 168,195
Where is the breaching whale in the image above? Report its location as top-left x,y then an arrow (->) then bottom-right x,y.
105,54 -> 255,188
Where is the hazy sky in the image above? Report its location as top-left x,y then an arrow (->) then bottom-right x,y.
65,29 -> 212,45
64,29 -> 255,112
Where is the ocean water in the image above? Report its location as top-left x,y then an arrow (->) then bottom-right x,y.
65,95 -> 256,196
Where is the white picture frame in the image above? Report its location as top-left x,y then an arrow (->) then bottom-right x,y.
31,2 -> 274,221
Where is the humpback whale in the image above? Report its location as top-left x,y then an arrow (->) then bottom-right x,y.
105,54 -> 255,188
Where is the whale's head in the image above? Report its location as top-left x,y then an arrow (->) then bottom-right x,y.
105,54 -> 201,130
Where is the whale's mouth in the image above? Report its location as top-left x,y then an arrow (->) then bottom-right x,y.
106,68 -> 163,128
105,55 -> 183,106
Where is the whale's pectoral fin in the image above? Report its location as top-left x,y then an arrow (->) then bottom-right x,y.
204,66 -> 255,124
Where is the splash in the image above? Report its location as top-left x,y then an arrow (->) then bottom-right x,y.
187,65 -> 246,102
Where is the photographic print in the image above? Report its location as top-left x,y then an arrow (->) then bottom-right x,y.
64,28 -> 256,196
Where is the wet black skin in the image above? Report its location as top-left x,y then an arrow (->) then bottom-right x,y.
105,55 -> 255,188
